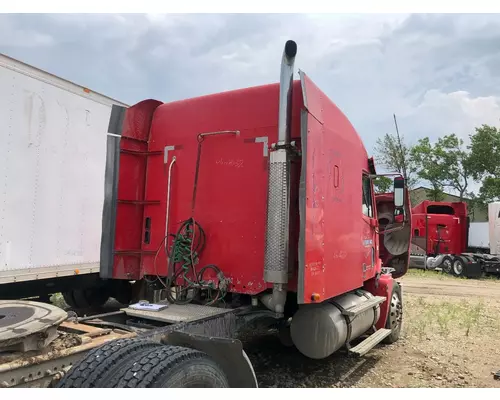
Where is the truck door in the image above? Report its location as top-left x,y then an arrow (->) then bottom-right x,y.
297,71 -> 381,303
361,174 -> 378,279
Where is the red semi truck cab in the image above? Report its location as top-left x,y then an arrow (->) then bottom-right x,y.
97,40 -> 412,362
100,72 -> 412,300
411,200 -> 468,257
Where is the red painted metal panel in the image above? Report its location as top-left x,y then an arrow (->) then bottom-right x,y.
364,273 -> 394,330
299,72 -> 378,303
110,76 -> 410,301
112,100 -> 162,280
138,83 -> 304,294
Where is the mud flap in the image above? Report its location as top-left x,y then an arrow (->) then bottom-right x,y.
162,331 -> 258,388
461,255 -> 483,278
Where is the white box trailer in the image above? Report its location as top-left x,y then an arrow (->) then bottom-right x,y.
489,202 -> 500,256
0,53 -> 128,301
468,222 -> 489,251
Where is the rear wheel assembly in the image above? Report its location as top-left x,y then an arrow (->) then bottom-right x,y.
452,257 -> 466,277
114,345 -> 230,388
440,255 -> 453,275
383,281 -> 403,344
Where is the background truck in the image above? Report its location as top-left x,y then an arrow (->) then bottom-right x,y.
0,53 -> 129,306
409,200 -> 500,277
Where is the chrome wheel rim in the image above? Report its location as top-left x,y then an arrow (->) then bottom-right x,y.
442,259 -> 452,273
388,291 -> 402,331
453,260 -> 464,275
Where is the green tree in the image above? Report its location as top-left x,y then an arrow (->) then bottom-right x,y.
374,133 -> 418,189
468,124 -> 500,203
427,185 -> 446,202
373,176 -> 393,194
411,134 -> 472,201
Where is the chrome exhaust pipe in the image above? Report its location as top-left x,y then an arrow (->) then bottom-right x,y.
261,40 -> 297,314
277,40 -> 297,146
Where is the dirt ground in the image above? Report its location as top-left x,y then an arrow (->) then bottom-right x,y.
245,270 -> 500,388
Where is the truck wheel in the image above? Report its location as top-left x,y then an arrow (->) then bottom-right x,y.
114,345 -> 229,388
441,256 -> 453,275
56,338 -> 162,388
452,258 -> 466,277
62,287 -> 110,310
383,282 -> 403,344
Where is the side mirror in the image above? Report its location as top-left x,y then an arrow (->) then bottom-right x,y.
393,177 -> 405,208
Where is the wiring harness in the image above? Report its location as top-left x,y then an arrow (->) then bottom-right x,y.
161,218 -> 227,305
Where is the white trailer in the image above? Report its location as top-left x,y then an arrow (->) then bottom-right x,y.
468,222 -> 489,251
0,53 -> 128,302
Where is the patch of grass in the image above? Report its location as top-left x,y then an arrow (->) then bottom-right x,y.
406,268 -> 499,282
458,299 -> 484,337
406,269 -> 455,281
404,296 -> 489,339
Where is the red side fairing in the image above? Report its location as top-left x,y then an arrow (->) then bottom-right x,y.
112,100 -> 162,280
298,72 -> 380,304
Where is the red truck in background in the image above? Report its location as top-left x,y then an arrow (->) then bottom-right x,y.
411,200 -> 468,259
409,200 -> 500,278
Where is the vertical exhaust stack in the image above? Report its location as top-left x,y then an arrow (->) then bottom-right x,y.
278,40 -> 298,146
261,40 -> 297,314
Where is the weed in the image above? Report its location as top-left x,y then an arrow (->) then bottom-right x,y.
405,295 -> 486,339
406,268 -> 500,283
458,299 -> 484,337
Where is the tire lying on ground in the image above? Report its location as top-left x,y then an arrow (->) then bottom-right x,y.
56,338 -> 162,388
62,287 -> 110,310
112,345 -> 230,388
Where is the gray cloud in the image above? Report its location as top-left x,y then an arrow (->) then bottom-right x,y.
2,13 -> 500,177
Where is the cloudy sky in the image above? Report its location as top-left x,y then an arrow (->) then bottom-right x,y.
2,13 -> 500,169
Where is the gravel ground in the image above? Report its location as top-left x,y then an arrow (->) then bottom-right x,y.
244,271 -> 500,388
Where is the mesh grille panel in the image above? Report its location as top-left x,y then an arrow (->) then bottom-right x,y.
264,150 -> 290,283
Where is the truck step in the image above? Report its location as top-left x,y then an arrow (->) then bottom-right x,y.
349,328 -> 392,357
341,296 -> 386,317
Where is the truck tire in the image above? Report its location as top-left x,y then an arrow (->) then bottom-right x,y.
56,338 -> 162,388
383,281 -> 403,344
62,287 -> 110,310
440,256 -> 453,275
452,257 -> 466,277
113,345 -> 230,388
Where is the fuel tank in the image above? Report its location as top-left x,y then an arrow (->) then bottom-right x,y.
290,290 -> 381,359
